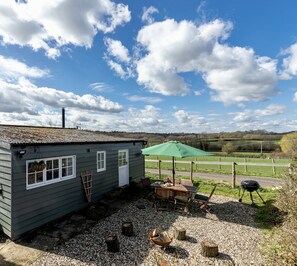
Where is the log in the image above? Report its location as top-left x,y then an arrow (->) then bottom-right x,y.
105,234 -> 119,252
173,225 -> 186,240
201,239 -> 218,257
157,259 -> 170,266
122,221 -> 134,237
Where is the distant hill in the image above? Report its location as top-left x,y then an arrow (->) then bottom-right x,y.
100,130 -> 287,153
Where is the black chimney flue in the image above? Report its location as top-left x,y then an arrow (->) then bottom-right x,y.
62,107 -> 65,128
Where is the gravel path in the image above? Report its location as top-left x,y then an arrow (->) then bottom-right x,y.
31,195 -> 264,266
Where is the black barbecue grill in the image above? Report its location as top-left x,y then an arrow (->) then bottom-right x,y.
239,180 -> 266,205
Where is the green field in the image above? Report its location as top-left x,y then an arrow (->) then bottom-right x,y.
145,155 -> 291,178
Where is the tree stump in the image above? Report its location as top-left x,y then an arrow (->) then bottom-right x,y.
122,221 -> 134,236
173,225 -> 186,240
201,239 -> 218,257
105,234 -> 119,252
157,259 -> 170,266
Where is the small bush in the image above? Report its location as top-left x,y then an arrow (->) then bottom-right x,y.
263,156 -> 297,265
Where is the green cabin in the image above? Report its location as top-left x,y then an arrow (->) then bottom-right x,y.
0,125 -> 145,239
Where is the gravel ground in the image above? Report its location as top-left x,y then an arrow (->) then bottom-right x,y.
31,195 -> 264,266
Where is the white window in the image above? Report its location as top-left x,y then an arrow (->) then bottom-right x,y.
97,151 -> 106,172
118,150 -> 128,167
26,155 -> 76,189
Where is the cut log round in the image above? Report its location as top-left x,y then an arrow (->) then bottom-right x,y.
201,239 -> 218,257
105,234 -> 119,252
157,259 -> 170,266
173,225 -> 186,240
122,221 -> 134,237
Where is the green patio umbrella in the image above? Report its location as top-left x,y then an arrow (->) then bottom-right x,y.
141,141 -> 212,185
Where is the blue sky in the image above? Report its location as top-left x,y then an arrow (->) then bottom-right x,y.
1,0 -> 297,133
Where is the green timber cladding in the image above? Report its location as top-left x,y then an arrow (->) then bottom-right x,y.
0,125 -> 145,239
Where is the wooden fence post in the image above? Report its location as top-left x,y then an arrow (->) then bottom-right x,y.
232,162 -> 237,188
244,158 -> 247,173
158,160 -> 161,179
196,157 -> 198,171
190,161 -> 194,182
218,157 -> 221,170
272,159 -> 276,175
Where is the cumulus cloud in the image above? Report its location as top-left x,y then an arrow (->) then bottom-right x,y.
233,104 -> 286,122
0,78 -> 123,114
141,6 -> 159,24
173,110 -> 190,124
0,54 -> 123,116
0,0 -> 131,58
106,59 -> 131,79
104,37 -> 130,63
281,43 -> 297,79
134,18 -> 278,105
0,55 -> 49,80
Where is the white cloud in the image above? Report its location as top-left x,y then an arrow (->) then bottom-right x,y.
134,18 -> 278,105
281,43 -> 297,78
126,95 -> 162,104
0,55 -> 123,115
106,59 -> 131,79
0,0 -> 131,58
194,90 -> 203,96
173,110 -> 189,124
0,78 -> 123,114
0,55 -> 49,80
104,37 -> 130,63
141,6 -> 158,24
233,104 -> 286,122
90,82 -> 112,92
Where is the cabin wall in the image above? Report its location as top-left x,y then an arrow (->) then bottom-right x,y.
10,141 -> 144,239
0,145 -> 12,238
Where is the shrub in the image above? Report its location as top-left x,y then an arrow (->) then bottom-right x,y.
263,156 -> 297,265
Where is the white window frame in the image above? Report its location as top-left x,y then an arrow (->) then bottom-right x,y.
96,151 -> 106,172
26,155 -> 76,190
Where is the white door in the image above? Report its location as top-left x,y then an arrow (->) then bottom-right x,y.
118,149 -> 129,186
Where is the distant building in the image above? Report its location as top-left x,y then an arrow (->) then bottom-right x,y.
0,125 -> 145,239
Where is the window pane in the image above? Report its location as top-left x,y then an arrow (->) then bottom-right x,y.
36,172 -> 43,183
46,161 -> 52,170
62,158 -> 67,167
53,169 -> 59,179
53,159 -> 59,168
46,171 -> 53,180
28,174 -> 35,185
68,158 -> 73,166
68,167 -> 72,176
62,168 -> 67,177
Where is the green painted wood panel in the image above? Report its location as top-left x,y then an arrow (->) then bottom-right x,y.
10,141 -> 144,238
0,146 -> 12,237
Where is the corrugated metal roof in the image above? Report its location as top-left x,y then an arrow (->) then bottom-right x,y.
0,125 -> 141,145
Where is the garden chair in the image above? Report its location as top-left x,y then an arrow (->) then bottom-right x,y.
181,179 -> 193,186
173,190 -> 191,212
164,177 -> 181,184
141,177 -> 153,199
153,187 -> 171,211
192,185 -> 217,213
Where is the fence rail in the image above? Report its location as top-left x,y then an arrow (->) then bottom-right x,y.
145,159 -> 291,188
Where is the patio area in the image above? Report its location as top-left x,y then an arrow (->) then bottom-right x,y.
30,194 -> 264,266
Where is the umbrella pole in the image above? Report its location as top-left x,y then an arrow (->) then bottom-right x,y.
172,157 -> 175,186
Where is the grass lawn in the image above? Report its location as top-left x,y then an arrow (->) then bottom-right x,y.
145,155 -> 291,178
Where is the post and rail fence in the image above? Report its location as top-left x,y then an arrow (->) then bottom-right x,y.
145,159 -> 291,188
